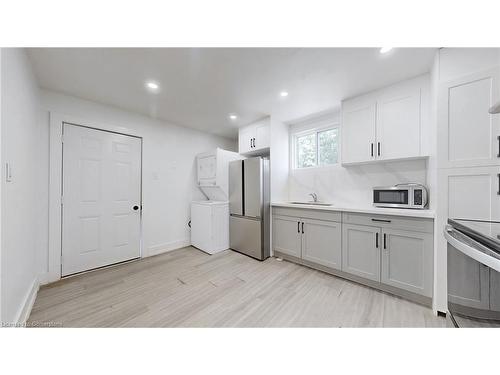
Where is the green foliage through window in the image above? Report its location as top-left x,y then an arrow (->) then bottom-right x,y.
295,127 -> 338,169
296,133 -> 317,168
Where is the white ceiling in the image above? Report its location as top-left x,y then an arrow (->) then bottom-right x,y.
27,48 -> 437,139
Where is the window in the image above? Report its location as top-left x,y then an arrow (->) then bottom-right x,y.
294,126 -> 339,169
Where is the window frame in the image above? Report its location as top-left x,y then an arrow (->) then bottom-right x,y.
291,123 -> 340,170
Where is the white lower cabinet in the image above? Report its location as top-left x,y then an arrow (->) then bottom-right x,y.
381,228 -> 433,297
302,218 -> 341,270
272,207 -> 435,301
273,214 -> 341,269
273,215 -> 302,258
342,224 -> 381,282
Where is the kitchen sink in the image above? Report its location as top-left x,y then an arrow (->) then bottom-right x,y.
289,201 -> 333,206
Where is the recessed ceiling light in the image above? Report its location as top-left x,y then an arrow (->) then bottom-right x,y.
280,91 -> 289,97
145,81 -> 160,91
229,114 -> 237,120
380,47 -> 394,54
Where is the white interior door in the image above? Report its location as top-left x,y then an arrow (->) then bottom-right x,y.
62,123 -> 142,276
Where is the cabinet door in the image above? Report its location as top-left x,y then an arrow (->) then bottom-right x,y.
490,268 -> 500,312
376,89 -> 421,160
273,215 -> 302,258
254,122 -> 270,150
238,126 -> 254,154
342,224 -> 381,281
301,218 -> 341,270
381,229 -> 433,297
341,100 -> 376,164
442,167 -> 500,222
438,67 -> 500,168
447,245 -> 490,310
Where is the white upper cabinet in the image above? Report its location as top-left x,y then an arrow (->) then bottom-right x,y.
342,99 -> 376,164
376,88 -> 421,160
341,75 -> 428,165
438,67 -> 500,169
254,121 -> 270,150
238,126 -> 254,154
238,117 -> 270,155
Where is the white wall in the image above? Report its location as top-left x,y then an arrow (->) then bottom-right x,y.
39,89 -> 236,279
438,48 -> 500,83
287,108 -> 429,207
1,49 -> 42,323
270,117 -> 289,202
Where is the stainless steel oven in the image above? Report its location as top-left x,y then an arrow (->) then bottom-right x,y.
444,219 -> 500,327
373,183 -> 428,209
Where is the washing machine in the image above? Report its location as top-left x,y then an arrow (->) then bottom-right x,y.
190,200 -> 229,254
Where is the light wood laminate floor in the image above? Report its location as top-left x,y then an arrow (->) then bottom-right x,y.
28,247 -> 446,327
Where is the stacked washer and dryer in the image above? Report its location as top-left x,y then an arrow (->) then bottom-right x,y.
190,148 -> 244,254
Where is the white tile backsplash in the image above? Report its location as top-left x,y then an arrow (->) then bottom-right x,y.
289,159 -> 428,206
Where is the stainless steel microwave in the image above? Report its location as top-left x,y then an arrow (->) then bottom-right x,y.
373,183 -> 428,209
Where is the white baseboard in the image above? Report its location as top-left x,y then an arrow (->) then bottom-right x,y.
15,277 -> 39,326
147,238 -> 191,257
38,272 -> 50,286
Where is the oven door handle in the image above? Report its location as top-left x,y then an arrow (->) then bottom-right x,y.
444,225 -> 500,273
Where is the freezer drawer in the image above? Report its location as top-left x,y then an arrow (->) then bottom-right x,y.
230,215 -> 263,260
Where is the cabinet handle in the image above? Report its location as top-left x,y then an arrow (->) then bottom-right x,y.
371,143 -> 374,157
371,218 -> 391,223
253,138 -> 256,148
250,139 -> 253,149
497,136 -> 500,158
498,174 -> 500,195
302,222 -> 304,234
377,142 -> 381,156
383,233 -> 387,249
297,221 -> 300,233
375,232 -> 379,248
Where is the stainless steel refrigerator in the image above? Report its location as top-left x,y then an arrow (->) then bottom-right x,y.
229,157 -> 270,260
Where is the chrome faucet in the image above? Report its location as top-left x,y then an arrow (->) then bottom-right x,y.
309,193 -> 318,202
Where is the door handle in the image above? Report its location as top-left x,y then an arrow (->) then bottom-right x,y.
383,233 -> 387,249
297,221 -> 300,233
371,218 -> 391,223
375,232 -> 379,248
371,143 -> 374,157
498,173 -> 500,195
497,136 -> 500,158
253,138 -> 256,148
133,205 -> 140,211
302,222 -> 304,234
377,142 -> 381,157
250,138 -> 253,148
